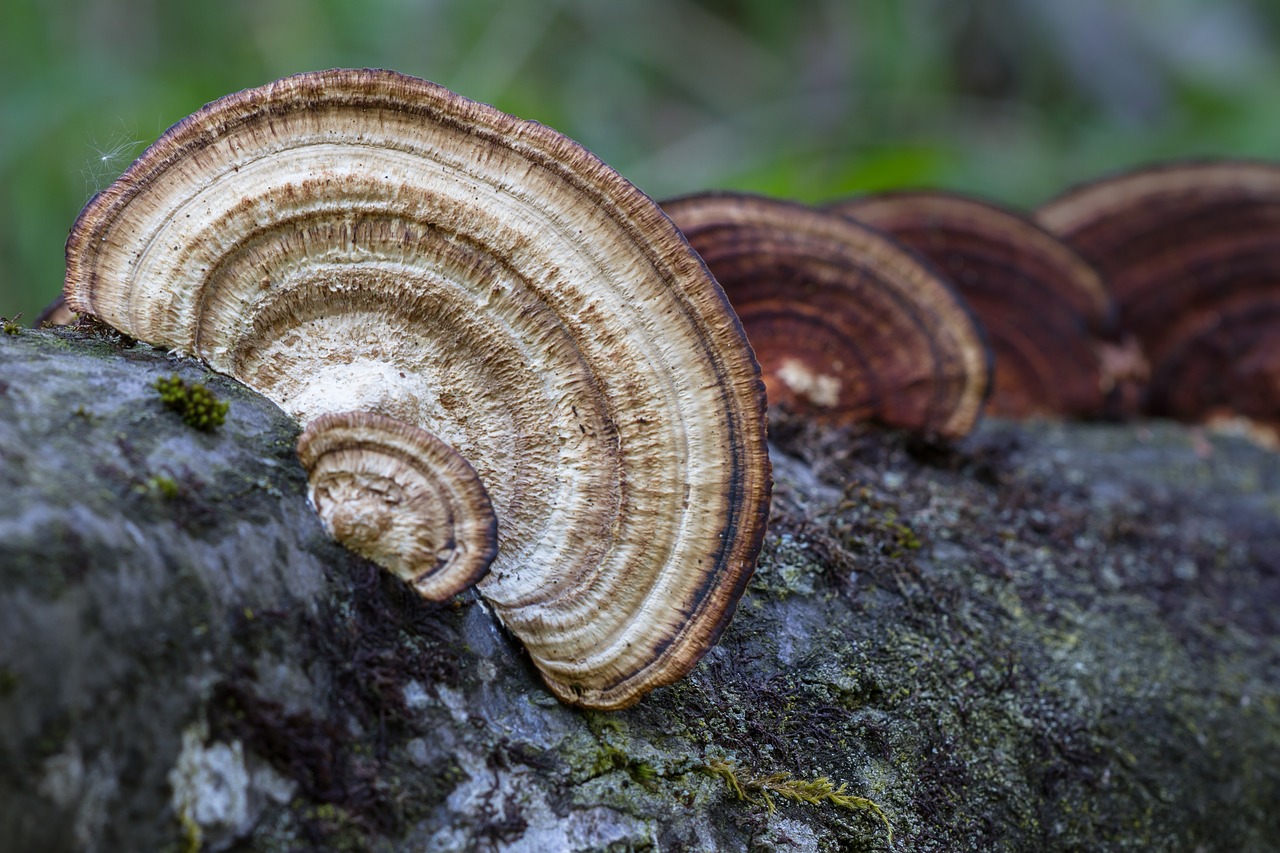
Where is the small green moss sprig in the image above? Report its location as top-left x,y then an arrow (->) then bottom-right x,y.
703,758 -> 893,845
137,474 -> 180,500
154,374 -> 229,432
2,313 -> 22,334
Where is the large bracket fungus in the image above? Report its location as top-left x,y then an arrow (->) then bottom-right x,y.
663,192 -> 991,439
1036,161 -> 1280,429
62,69 -> 771,709
831,192 -> 1117,419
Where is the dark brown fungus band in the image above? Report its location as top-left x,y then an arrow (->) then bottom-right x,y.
62,69 -> 771,710
663,191 -> 991,440
831,191 -> 1118,419
1036,161 -> 1280,429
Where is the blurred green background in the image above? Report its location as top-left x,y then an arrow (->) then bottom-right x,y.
3,0 -> 1280,323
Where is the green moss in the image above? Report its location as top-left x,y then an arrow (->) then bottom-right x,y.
874,509 -> 921,554
2,314 -> 22,335
588,742 -> 662,790
153,374 -> 229,432
702,758 -> 893,845
301,803 -> 368,852
581,712 -> 664,790
748,533 -> 823,599
34,712 -> 74,761
591,742 -> 629,774
177,807 -> 202,853
138,474 -> 181,500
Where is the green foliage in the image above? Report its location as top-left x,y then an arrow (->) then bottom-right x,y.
153,374 -> 229,432
4,2 -> 1280,325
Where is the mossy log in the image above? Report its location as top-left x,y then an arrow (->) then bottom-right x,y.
1,326 -> 1277,852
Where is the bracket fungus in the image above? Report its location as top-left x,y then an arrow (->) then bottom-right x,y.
62,69 -> 771,709
831,192 -> 1117,419
1036,161 -> 1280,428
663,192 -> 990,439
296,411 -> 498,601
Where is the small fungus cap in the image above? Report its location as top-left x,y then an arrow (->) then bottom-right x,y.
832,191 -> 1116,419
297,411 -> 498,600
1036,160 -> 1280,426
63,69 -> 772,709
664,191 -> 991,439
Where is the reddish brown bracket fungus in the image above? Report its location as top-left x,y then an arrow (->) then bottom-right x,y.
62,69 -> 771,710
831,192 -> 1117,419
1036,161 -> 1280,428
34,295 -> 75,328
297,411 -> 498,601
663,191 -> 990,439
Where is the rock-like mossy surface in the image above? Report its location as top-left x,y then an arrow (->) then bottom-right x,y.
1,326 -> 1277,851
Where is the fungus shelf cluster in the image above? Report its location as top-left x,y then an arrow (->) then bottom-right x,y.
828,192 -> 1115,420
60,69 -> 1280,708
662,168 -> 1280,440
1036,162 -> 1280,429
661,193 -> 990,440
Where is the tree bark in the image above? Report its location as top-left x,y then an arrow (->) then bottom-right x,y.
1,326 -> 1277,852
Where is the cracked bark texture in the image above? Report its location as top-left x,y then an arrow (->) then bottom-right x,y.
1,326 -> 1277,852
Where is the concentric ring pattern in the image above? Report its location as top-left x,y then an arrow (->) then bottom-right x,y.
665,192 -> 991,439
1037,161 -> 1280,426
296,410 -> 499,602
64,69 -> 771,709
832,191 -> 1115,419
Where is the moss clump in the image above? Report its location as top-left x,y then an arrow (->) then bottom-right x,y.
177,807 -> 201,853
301,803 -> 368,852
154,374 -> 229,431
140,475 -> 180,500
874,509 -> 921,554
589,742 -> 661,789
702,758 -> 893,845
2,314 -> 22,335
581,712 -> 663,790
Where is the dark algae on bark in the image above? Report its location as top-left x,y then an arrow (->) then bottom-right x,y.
1,327 -> 1277,851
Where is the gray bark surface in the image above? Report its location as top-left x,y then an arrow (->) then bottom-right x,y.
1,326 -> 1277,852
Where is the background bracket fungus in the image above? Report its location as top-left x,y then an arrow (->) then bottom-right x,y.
831,191 -> 1118,420
62,69 -> 771,709
663,191 -> 991,440
1036,160 -> 1280,432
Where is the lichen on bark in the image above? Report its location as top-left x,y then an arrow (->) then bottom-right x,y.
0,326 -> 1277,851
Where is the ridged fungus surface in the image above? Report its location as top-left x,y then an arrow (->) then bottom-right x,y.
1037,161 -> 1280,428
664,191 -> 991,439
832,191 -> 1117,419
296,411 -> 498,602
63,69 -> 772,709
